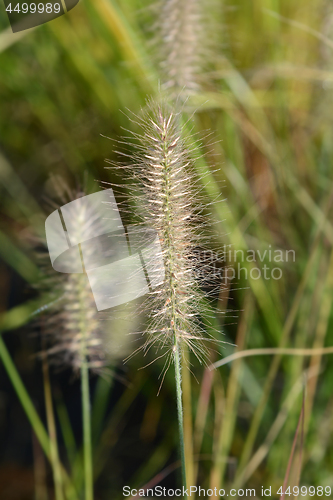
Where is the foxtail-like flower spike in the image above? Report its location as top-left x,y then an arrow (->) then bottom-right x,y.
158,0 -> 204,94
155,0 -> 222,97
40,185 -> 136,374
42,191 -> 107,372
109,101 -> 215,371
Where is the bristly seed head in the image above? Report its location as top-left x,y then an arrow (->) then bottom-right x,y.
154,0 -> 222,98
107,100 -> 221,370
38,186 -> 110,374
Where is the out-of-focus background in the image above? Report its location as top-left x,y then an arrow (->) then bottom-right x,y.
1,0 -> 333,499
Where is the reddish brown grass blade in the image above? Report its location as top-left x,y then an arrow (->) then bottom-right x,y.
280,389 -> 305,500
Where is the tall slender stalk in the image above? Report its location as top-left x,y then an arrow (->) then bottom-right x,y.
81,356 -> 93,500
77,269 -> 93,500
182,346 -> 194,490
41,327 -> 64,500
174,346 -> 187,493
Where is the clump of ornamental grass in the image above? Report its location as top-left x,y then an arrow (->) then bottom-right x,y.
105,100 -> 223,492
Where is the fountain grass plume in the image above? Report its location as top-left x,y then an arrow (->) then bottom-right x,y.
155,0 -> 222,96
106,100 -> 220,373
158,0 -> 202,93
40,187 -> 107,374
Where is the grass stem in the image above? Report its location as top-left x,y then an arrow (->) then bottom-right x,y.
174,346 -> 187,497
41,330 -> 64,500
77,260 -> 94,500
182,346 -> 194,490
0,335 -> 51,457
81,357 -> 93,500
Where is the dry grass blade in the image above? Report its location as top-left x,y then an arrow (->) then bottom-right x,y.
280,391 -> 305,500
211,346 -> 333,370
